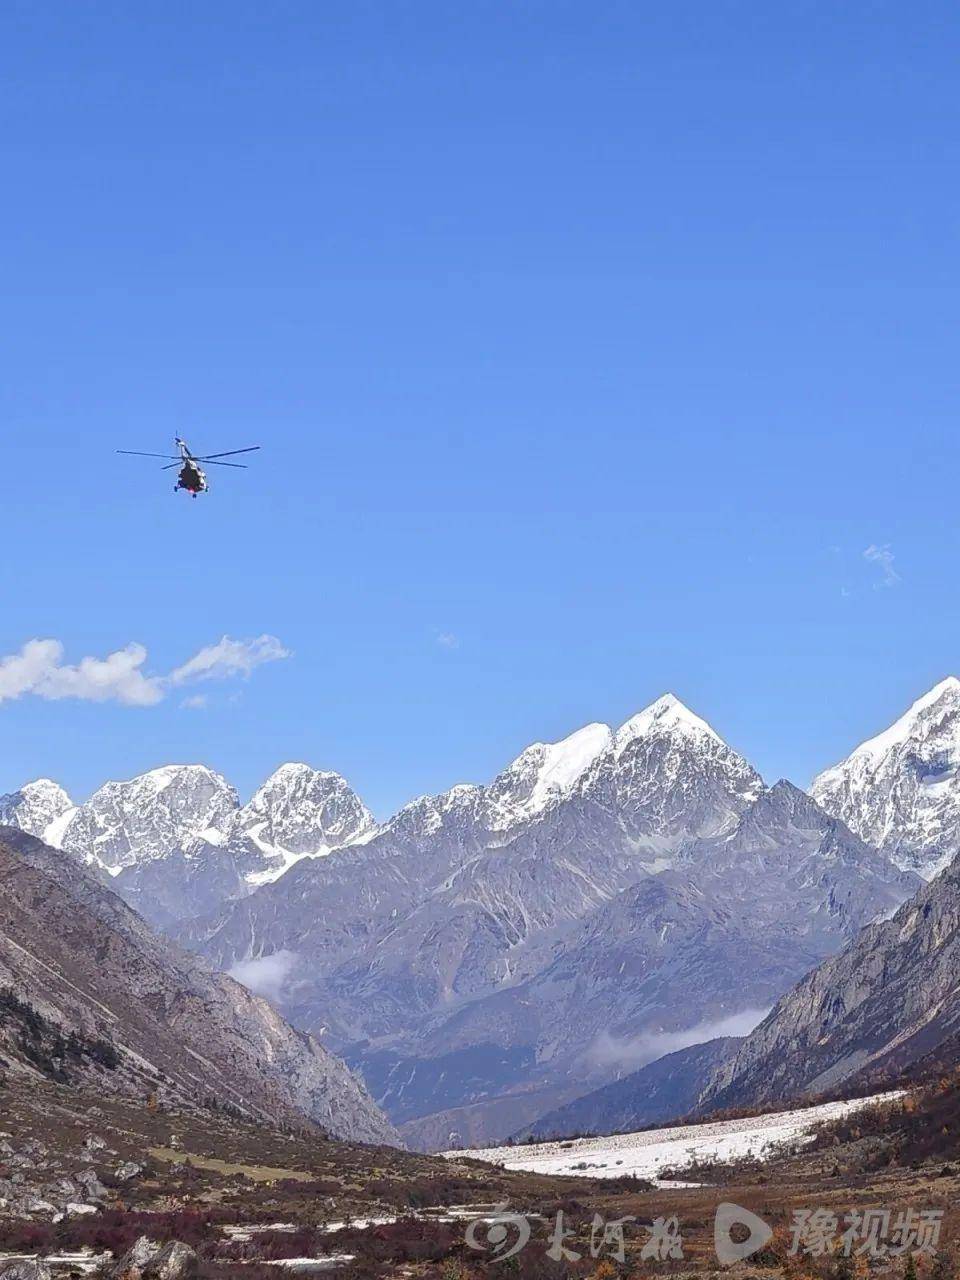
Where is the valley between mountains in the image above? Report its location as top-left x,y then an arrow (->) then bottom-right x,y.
6,678 -> 960,1155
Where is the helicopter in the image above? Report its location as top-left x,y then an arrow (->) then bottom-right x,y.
117,438 -> 261,496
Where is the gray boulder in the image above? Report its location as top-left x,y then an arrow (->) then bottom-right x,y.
0,1261 -> 54,1279
109,1237 -> 198,1280
148,1242 -> 199,1278
109,1235 -> 161,1278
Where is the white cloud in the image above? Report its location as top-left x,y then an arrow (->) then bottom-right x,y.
863,543 -> 901,588
180,694 -> 210,710
436,631 -> 459,649
168,634 -> 291,685
0,639 -> 163,706
585,1007 -> 770,1073
228,950 -> 299,1002
0,634 -> 290,708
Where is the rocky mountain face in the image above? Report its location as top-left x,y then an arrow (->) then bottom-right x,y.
58,765 -> 240,871
812,676 -> 960,879
232,762 -> 376,883
700,848 -> 960,1113
178,697 -> 917,1149
0,827 -> 398,1146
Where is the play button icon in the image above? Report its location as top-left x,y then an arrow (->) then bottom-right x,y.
714,1202 -> 773,1263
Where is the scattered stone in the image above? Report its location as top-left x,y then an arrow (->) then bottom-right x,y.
24,1198 -> 57,1213
76,1169 -> 107,1200
66,1201 -> 98,1215
115,1161 -> 144,1182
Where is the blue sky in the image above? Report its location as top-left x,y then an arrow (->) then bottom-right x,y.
2,1 -> 959,815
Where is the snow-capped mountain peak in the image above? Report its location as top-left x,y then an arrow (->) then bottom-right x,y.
828,676 -> 960,768
484,696 -> 728,830
58,764 -> 239,871
812,676 -> 960,879
614,693 -> 722,750
522,722 -> 613,804
485,722 -> 613,827
0,778 -> 75,842
235,762 -> 377,884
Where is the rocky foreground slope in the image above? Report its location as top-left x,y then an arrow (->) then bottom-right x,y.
0,828 -> 397,1146
701,849 -> 960,1111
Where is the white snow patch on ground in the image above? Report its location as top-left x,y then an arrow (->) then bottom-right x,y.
449,1092 -> 902,1183
262,1258 -> 355,1271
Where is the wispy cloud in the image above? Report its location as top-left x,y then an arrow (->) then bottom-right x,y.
180,694 -> 210,710
585,1007 -> 770,1073
0,635 -> 290,708
863,543 -> 901,588
168,635 -> 290,685
435,631 -> 459,649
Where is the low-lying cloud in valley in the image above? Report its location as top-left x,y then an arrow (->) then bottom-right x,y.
587,1007 -> 771,1073
228,950 -> 300,1002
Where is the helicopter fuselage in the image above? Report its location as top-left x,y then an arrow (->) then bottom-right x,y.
177,459 -> 207,495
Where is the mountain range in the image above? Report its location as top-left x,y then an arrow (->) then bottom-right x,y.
5,678 -> 960,1148
0,761 -> 376,929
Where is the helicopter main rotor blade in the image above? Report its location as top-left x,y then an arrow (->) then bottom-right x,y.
161,463 -> 180,470
203,460 -> 248,468
117,450 -> 181,459
195,447 -> 261,460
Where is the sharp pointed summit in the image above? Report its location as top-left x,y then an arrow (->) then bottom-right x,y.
614,692 -> 724,748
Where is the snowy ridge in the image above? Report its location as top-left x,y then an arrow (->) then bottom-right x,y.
812,676 -> 960,878
1,692 -> 760,926
820,677 -> 960,770
493,722 -> 613,823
